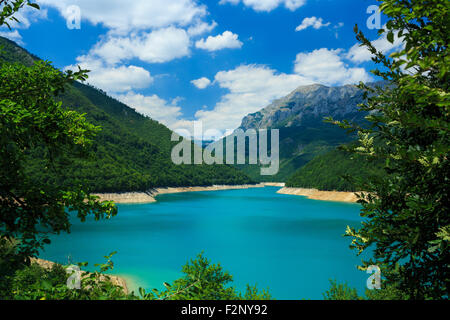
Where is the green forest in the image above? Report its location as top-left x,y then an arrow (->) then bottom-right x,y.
0,36 -> 253,193
286,148 -> 384,191
234,123 -> 357,183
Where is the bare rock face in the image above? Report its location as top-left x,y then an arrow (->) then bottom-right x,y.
239,84 -> 368,130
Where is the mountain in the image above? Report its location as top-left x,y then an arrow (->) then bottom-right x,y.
233,84 -> 374,182
0,36 -> 253,192
239,84 -> 366,130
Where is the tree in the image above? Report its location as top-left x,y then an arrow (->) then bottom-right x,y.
328,0 -> 449,299
323,280 -> 361,300
139,253 -> 271,300
0,1 -> 117,260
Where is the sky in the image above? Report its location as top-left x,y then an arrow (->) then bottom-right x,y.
0,0 -> 403,139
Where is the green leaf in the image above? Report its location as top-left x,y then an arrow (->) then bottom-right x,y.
387,32 -> 394,44
27,3 -> 40,10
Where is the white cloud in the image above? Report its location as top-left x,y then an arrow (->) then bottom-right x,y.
190,65 -> 314,134
219,0 -> 306,12
39,0 -> 206,32
195,31 -> 243,51
191,77 -> 212,89
294,48 -> 372,86
66,57 -> 153,93
295,17 -> 330,31
85,27 -> 191,65
114,91 -> 183,126
187,21 -> 218,36
0,30 -> 24,45
347,31 -> 404,63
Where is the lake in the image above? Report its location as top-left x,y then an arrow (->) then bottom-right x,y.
39,187 -> 368,299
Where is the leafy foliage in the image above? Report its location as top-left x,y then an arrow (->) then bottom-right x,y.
0,1 -> 39,29
323,279 -> 410,300
139,253 -> 271,300
0,56 -> 117,257
1,248 -> 271,300
328,0 -> 449,299
1,248 -> 132,300
323,280 -> 361,300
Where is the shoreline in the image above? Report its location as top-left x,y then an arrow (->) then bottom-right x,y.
94,184 -> 271,204
277,187 -> 359,203
94,183 -> 361,204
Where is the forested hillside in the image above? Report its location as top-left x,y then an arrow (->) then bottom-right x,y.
0,36 -> 253,192
233,122 -> 355,182
285,148 -> 384,192
229,83 -> 381,182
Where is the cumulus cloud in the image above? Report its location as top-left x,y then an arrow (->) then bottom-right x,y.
295,17 -> 330,31
114,92 -> 183,126
187,21 -> 218,36
195,31 -> 243,51
84,27 -> 191,65
191,77 -> 212,89
66,57 -> 153,93
219,0 -> 306,12
88,64 -> 311,137
347,30 -> 404,63
61,26 -> 191,98
39,0 -> 206,32
294,48 -> 372,86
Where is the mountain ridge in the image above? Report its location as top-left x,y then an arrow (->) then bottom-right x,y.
232,81 -> 384,183
238,83 -> 371,130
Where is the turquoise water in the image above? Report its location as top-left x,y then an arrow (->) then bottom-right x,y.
39,187 -> 368,299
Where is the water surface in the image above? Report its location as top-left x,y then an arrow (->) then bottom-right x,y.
40,187 -> 367,299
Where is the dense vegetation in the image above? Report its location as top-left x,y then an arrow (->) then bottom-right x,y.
0,36 -> 253,193
286,148 -> 384,191
232,122 -> 356,182
327,0 -> 449,299
0,0 -> 118,275
1,240 -> 271,300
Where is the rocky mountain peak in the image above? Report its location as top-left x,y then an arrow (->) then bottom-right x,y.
239,83 -> 371,130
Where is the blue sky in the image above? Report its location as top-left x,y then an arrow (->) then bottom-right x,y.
0,0 -> 403,138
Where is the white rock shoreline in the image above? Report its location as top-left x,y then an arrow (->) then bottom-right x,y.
94,183 -> 359,204
277,187 -> 359,203
94,183 -> 275,204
